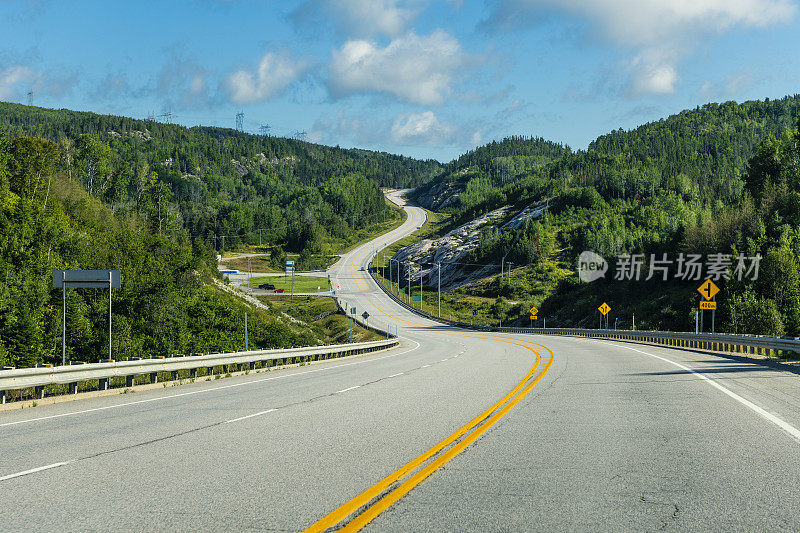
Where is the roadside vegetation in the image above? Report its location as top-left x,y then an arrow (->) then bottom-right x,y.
258,296 -> 381,344
0,103 -> 425,369
402,96 -> 800,335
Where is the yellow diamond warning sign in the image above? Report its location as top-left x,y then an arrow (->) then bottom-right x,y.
697,279 -> 720,301
529,306 -> 538,315
598,302 -> 611,316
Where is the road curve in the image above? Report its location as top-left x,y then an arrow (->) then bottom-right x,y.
1,192 -> 799,531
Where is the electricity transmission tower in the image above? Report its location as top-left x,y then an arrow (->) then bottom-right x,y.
236,111 -> 244,132
159,111 -> 173,123
26,90 -> 33,106
259,124 -> 271,136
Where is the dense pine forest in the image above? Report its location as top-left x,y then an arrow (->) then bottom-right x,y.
411,95 -> 800,335
0,102 -> 442,261
0,103 -> 442,368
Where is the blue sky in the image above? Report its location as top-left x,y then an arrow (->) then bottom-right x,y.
2,0 -> 799,162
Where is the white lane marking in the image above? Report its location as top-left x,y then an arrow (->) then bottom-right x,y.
0,462 -> 71,482
0,340 -> 422,429
225,409 -> 276,424
421,364 -> 430,368
598,340 -> 800,444
336,385 -> 360,394
388,372 -> 404,378
440,358 -> 448,362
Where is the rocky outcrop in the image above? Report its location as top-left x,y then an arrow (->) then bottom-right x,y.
390,200 -> 549,290
390,207 -> 509,291
412,179 -> 462,210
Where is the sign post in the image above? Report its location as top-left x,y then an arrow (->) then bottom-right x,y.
286,260 -> 295,300
53,270 -> 121,364
697,279 -> 720,334
598,302 -> 611,329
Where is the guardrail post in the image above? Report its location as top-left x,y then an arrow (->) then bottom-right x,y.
99,378 -> 109,391
68,382 -> 78,395
126,375 -> 135,387
190,368 -> 198,379
1,391 -> 5,404
150,372 -> 158,384
34,385 -> 45,399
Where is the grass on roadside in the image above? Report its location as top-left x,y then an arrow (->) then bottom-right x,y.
258,295 -> 380,343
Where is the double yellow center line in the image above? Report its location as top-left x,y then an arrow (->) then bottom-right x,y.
309,220 -> 554,531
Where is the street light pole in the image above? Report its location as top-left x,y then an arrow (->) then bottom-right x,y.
62,271 -> 66,365
108,271 -> 112,361
438,262 -> 441,318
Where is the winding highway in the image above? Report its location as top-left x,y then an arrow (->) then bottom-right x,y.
1,191 -> 800,531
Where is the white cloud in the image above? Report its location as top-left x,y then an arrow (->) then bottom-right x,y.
328,30 -> 472,105
699,71 -> 756,99
627,49 -> 680,96
310,108 -> 481,149
0,63 -> 76,102
391,110 -> 473,146
291,0 -> 419,38
189,75 -> 206,95
486,0 -> 796,97
226,52 -> 308,104
310,108 -> 391,145
488,0 -> 795,45
0,65 -> 35,100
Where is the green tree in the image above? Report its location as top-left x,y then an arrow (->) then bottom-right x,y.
75,134 -> 111,196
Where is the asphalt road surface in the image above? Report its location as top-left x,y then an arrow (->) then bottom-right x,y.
1,190 -> 799,531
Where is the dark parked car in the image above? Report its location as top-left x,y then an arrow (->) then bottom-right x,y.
258,283 -> 276,290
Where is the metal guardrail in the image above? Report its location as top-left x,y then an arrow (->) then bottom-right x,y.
471,327 -> 800,357
0,338 -> 399,404
368,266 -> 800,359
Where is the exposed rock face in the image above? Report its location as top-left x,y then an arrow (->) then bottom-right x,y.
107,130 -> 152,141
390,207 -> 509,291
412,180 -> 462,210
389,200 -> 549,291
501,200 -> 549,230
231,159 -> 248,176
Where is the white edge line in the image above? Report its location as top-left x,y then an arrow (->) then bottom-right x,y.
0,340 -> 422,429
388,372 -> 404,378
0,461 -> 71,482
596,340 -> 800,443
226,408 -> 276,424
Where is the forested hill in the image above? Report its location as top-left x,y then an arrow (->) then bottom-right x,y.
409,94 -> 800,337
0,103 -> 442,189
586,97 -> 800,200
0,101 -> 443,369
412,136 -> 568,211
0,102 -> 442,256
413,95 -> 800,216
